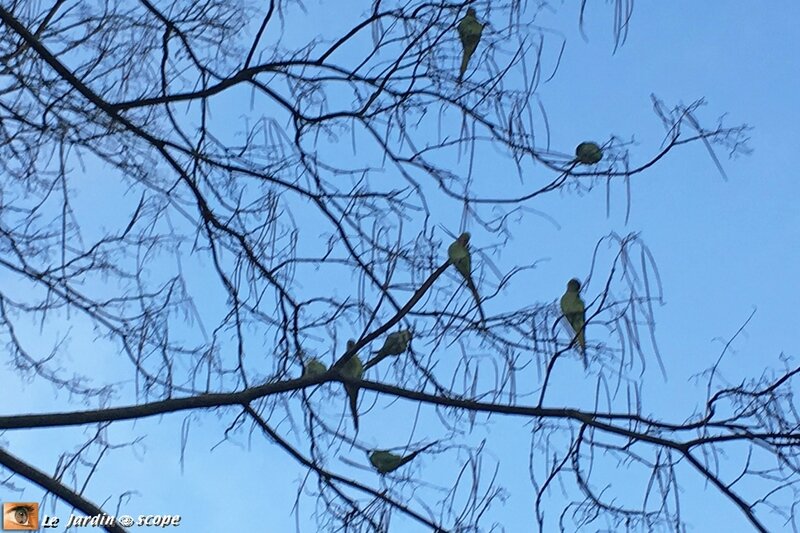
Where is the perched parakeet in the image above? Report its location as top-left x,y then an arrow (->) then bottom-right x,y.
575,142 -> 603,165
377,330 -> 412,357
366,329 -> 412,370
560,278 -> 587,368
457,8 -> 484,82
448,232 -> 486,326
368,443 -> 435,474
341,339 -> 364,431
302,358 -> 327,378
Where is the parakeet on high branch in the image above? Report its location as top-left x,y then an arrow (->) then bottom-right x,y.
376,329 -> 412,358
302,358 -> 327,378
448,232 -> 487,327
457,8 -> 484,82
368,443 -> 435,474
365,329 -> 412,371
341,339 -> 364,431
560,278 -> 587,369
575,142 -> 603,165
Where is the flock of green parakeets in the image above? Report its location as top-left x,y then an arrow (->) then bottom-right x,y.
301,332 -> 414,435
301,331 -> 419,474
295,7 -> 604,474
300,238 -> 594,474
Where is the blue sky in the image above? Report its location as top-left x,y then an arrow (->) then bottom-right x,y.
2,1 -> 799,532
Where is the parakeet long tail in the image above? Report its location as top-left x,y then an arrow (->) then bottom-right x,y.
466,277 -> 487,327
459,42 -> 478,81
578,331 -> 587,369
399,442 -> 437,468
566,315 -> 587,369
345,384 -> 359,431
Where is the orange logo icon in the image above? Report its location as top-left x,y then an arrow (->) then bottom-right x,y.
2,503 -> 39,530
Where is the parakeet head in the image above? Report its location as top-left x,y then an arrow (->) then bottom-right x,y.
457,232 -> 471,245
567,278 -> 581,292
466,7 -> 477,17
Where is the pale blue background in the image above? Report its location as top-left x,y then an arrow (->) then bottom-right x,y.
2,2 -> 798,532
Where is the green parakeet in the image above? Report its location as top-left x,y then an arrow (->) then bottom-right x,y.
457,8 -> 484,82
560,278 -> 587,368
377,329 -> 412,357
448,232 -> 487,326
575,142 -> 603,165
341,339 -> 364,431
368,443 -> 435,474
366,329 -> 412,370
302,358 -> 327,378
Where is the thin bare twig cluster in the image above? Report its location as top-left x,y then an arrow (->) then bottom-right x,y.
1,2 -> 785,533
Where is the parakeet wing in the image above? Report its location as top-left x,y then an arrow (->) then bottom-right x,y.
560,291 -> 587,367
377,330 -> 411,357
342,353 -> 363,379
448,240 -> 471,279
369,451 -> 404,473
560,292 -> 586,335
341,346 -> 363,431
369,445 -> 430,474
369,444 -> 432,474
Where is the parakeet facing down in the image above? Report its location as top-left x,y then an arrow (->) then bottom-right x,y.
575,142 -> 603,165
302,358 -> 327,378
341,339 -> 364,431
366,329 -> 412,370
457,8 -> 484,82
560,278 -> 587,369
448,232 -> 487,326
368,443 -> 435,474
